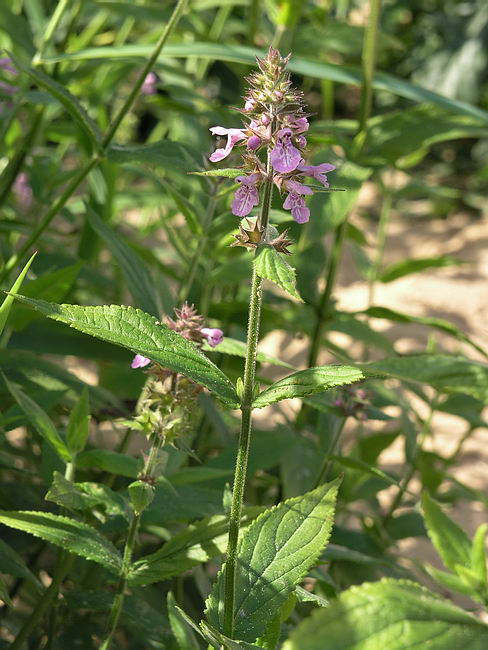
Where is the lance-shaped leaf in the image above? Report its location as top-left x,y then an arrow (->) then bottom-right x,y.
422,493 -> 472,573
9,297 -> 239,407
0,252 -> 36,335
0,511 -> 122,574
11,54 -> 100,147
67,387 -> 90,455
253,365 -> 365,409
282,579 -> 488,650
254,245 -> 303,302
4,375 -> 71,462
205,478 -> 340,642
361,355 -> 488,402
190,168 -> 242,178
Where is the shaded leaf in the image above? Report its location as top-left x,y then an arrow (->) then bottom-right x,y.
67,387 -> 90,455
0,511 -> 122,573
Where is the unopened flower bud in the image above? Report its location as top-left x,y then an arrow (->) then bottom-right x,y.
295,135 -> 307,148
273,90 -> 283,101
244,97 -> 256,112
247,135 -> 262,150
261,113 -> 271,126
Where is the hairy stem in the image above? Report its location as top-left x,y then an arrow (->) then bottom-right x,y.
223,162 -> 273,638
0,0 -> 188,285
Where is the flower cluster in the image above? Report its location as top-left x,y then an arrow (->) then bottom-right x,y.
208,48 -> 335,226
334,385 -> 370,421
131,302 -> 223,369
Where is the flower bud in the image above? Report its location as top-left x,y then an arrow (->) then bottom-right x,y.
247,135 -> 262,150
128,480 -> 155,515
261,113 -> 271,126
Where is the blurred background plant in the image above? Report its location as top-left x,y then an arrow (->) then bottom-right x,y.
0,1 -> 487,648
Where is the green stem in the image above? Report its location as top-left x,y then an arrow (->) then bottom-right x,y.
33,0 -> 71,65
248,0 -> 259,45
99,513 -> 141,650
177,182 -> 219,303
308,219 -> 348,368
10,554 -> 74,650
0,0 -> 188,285
357,0 -> 381,134
314,418 -> 347,488
223,162 -> 273,638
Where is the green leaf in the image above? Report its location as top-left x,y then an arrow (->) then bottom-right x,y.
253,366 -> 365,409
46,472 -> 91,510
426,564 -> 474,598
0,252 -> 36,335
4,375 -> 71,462
0,538 -> 40,586
295,585 -> 329,607
107,140 -> 197,172
10,55 -> 100,147
362,306 -> 488,358
86,208 -> 160,317
76,449 -> 139,478
167,592 -> 200,650
0,575 -> 12,606
0,511 -> 122,573
360,355 -> 488,402
9,297 -> 239,407
189,168 -> 243,178
471,524 -> 488,586
67,387 -> 90,455
331,456 -> 402,490
204,336 -> 294,369
205,478 -> 340,642
253,245 -> 302,301
379,255 -> 463,283
46,473 -> 127,517
41,44 -> 488,123
422,493 -> 472,573
129,511 -> 259,586
282,579 -> 488,650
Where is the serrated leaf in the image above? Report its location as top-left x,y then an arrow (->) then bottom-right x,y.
9,297 -> 239,407
253,366 -> 365,409
86,208 -> 160,317
282,579 -> 488,650
4,375 -> 71,462
253,245 -> 302,301
189,168 -> 242,178
11,55 -> 100,146
295,585 -> 329,607
0,511 -> 122,573
0,252 -> 36,335
46,472 -> 91,510
205,478 -> 340,642
360,355 -> 488,401
426,564 -> 474,597
67,387 -> 90,455
422,493 -> 472,573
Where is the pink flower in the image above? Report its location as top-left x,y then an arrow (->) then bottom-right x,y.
283,192 -> 310,224
284,179 -> 313,196
270,128 -> 301,173
291,117 -> 309,133
298,162 -> 336,187
201,328 -> 224,347
244,98 -> 256,112
209,127 -> 247,162
247,135 -> 261,150
0,58 -> 16,74
141,72 -> 157,95
131,354 -> 151,369
13,173 -> 33,209
232,173 -> 260,217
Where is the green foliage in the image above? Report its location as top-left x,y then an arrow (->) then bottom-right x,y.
206,479 -> 340,641
10,297 -> 239,407
253,245 -> 302,302
283,579 -> 488,650
67,387 -> 90,455
0,511 -> 122,573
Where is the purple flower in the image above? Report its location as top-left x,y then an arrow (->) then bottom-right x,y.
200,328 -> 224,347
209,127 -> 247,162
283,192 -> 310,224
232,173 -> 260,217
131,354 -> 151,369
244,98 -> 256,112
247,135 -> 261,150
141,72 -> 157,95
13,173 -> 33,209
270,128 -> 301,173
284,179 -> 313,196
0,57 -> 16,74
291,116 -> 309,133
298,162 -> 336,187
